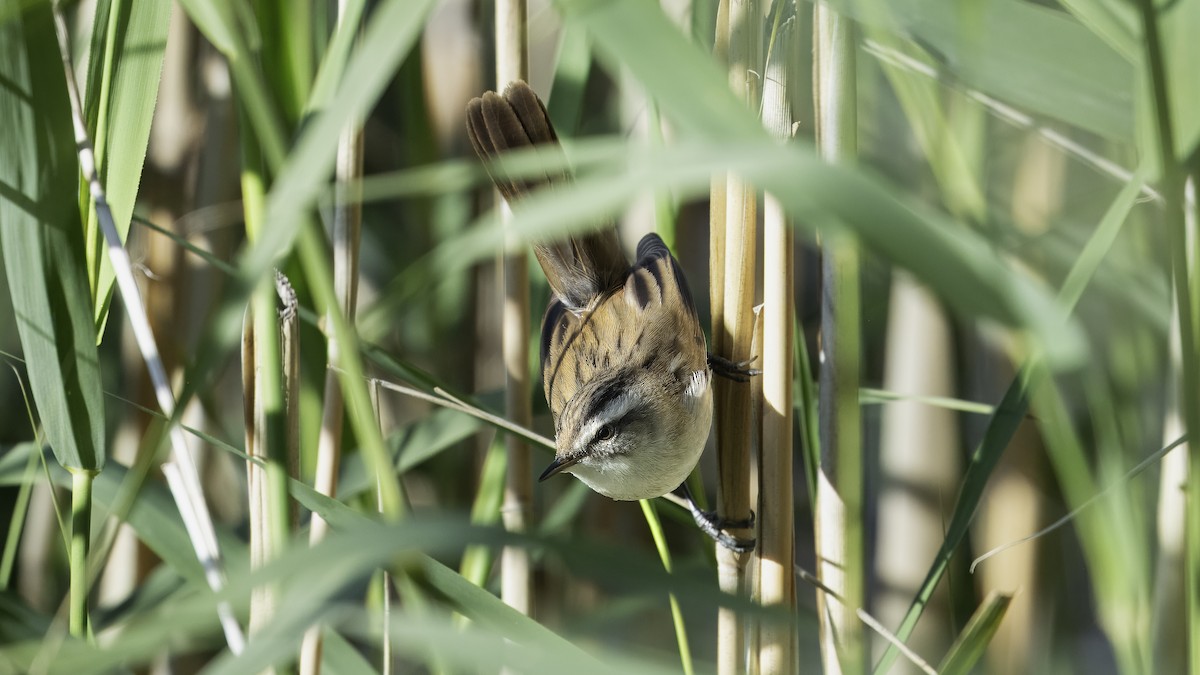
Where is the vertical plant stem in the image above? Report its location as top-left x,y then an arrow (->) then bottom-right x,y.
298,220 -> 405,519
69,470 -> 95,639
239,15 -> 290,650
1135,3 -> 1200,674
758,17 -> 797,671
712,2 -> 759,673
301,3 -> 364,670
710,0 -> 729,352
1155,285 -> 1188,674
244,274 -> 295,664
814,3 -> 862,673
370,381 -> 393,675
496,0 -> 533,619
748,305 -> 765,675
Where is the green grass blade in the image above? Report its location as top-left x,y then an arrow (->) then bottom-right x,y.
243,0 -> 437,278
319,627 -> 378,675
639,499 -> 694,675
305,0 -> 365,114
850,0 -> 1133,142
547,18 -> 593,133
871,363 -> 1041,674
1058,168 -> 1148,309
0,4 -> 106,472
173,0 -> 240,56
80,0 -> 171,338
858,388 -> 994,416
1139,0 -> 1200,169
936,592 -> 1013,675
0,442 -> 38,588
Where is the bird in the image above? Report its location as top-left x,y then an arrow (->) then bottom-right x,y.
466,81 -> 754,552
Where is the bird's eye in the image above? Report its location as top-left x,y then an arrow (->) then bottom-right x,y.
596,424 -> 616,442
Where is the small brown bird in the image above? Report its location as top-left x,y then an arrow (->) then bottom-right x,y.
466,81 -> 753,551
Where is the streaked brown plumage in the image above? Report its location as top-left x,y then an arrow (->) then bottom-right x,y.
465,81 -> 713,502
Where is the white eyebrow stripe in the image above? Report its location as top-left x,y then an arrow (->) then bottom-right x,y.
571,390 -> 640,455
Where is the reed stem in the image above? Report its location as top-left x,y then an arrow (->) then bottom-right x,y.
814,2 -> 862,673
69,470 -> 94,639
496,0 -> 533,621
1135,2 -> 1200,673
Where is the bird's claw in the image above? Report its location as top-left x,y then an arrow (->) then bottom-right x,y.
678,482 -> 756,553
708,353 -> 761,382
690,507 -> 756,554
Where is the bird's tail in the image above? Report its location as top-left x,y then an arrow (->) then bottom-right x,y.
466,81 -> 627,312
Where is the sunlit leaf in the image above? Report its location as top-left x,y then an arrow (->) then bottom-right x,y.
0,5 -> 106,472
81,0 -> 172,339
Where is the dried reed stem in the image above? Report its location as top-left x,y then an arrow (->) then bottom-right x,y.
756,16 -> 797,671
243,273 -> 298,665
496,0 -> 533,619
713,2 -> 761,674
813,2 -> 863,672
300,4 -> 364,661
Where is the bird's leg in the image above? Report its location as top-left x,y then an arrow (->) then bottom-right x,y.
708,353 -> 761,382
677,482 -> 755,553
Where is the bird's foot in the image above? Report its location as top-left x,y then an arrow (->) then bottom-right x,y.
708,353 -> 761,383
678,483 -> 756,553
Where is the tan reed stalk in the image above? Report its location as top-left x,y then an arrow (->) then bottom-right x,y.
756,16 -> 797,672
813,3 -> 863,673
243,272 -> 298,668
748,304 -> 765,675
711,2 -> 761,674
495,0 -> 533,619
709,1 -> 729,330
299,4 -> 364,665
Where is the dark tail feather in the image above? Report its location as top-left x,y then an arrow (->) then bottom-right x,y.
466,81 -> 627,311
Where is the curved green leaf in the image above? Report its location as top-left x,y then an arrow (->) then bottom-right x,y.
0,4 -> 106,472
81,0 -> 172,339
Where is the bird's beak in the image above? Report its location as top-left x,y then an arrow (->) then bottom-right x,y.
539,455 -> 580,482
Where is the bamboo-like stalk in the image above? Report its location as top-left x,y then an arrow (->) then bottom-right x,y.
1135,3 -> 1200,674
495,0 -> 533,619
68,470 -> 95,639
243,273 -> 298,660
300,1 -> 364,664
757,16 -> 797,672
709,2 -> 729,348
813,3 -> 862,674
239,33 -> 291,656
748,304 -> 765,675
712,2 -> 760,673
